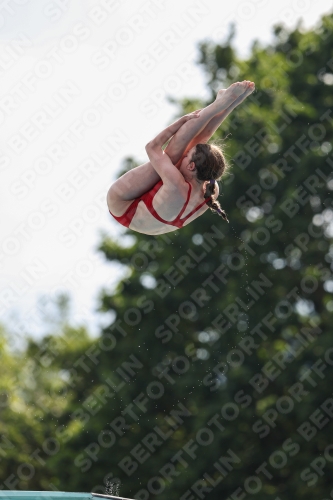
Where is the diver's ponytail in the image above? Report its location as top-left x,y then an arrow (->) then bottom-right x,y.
204,180 -> 229,222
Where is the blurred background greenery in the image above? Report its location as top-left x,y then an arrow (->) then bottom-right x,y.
2,12 -> 333,500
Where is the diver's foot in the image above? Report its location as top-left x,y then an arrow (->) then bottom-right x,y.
216,81 -> 255,105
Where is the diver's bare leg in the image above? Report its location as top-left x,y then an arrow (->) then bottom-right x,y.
185,82 -> 255,150
164,81 -> 253,165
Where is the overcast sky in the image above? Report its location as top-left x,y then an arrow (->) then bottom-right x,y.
1,0 -> 332,343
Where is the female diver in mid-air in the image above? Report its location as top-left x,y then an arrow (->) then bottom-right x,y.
107,80 -> 255,235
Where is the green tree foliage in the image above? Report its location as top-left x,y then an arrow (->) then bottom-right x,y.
0,304 -> 93,491
2,12 -> 333,500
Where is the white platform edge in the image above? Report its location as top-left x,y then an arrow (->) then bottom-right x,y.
91,494 -> 134,500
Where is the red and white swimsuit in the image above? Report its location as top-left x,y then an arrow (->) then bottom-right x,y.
109,180 -> 210,230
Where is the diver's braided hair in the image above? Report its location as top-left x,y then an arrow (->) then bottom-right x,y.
191,143 -> 229,222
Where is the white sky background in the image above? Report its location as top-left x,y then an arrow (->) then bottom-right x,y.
1,0 -> 332,343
